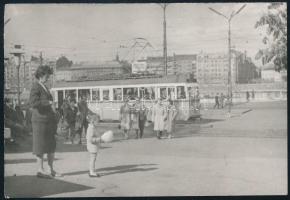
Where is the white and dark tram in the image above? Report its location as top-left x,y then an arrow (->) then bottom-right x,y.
51,75 -> 200,121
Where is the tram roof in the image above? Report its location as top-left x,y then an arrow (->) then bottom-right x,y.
53,75 -> 196,89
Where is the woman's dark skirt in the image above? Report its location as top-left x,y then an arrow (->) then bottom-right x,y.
32,120 -> 56,155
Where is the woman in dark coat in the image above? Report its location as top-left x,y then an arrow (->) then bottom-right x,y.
29,65 -> 62,178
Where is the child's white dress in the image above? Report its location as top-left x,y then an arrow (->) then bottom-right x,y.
86,124 -> 101,153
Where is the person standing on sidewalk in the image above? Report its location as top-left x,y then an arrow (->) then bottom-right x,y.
64,99 -> 78,144
131,98 -> 141,139
251,90 -> 255,100
77,96 -> 89,138
164,100 -> 178,139
246,91 -> 250,102
153,98 -> 166,139
138,99 -> 147,139
29,65 -> 62,178
219,93 -> 225,109
213,93 -> 220,109
119,98 -> 131,139
86,114 -> 102,177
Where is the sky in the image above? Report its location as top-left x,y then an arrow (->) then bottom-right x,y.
4,3 -> 271,66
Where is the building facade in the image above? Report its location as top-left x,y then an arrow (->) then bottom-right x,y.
146,54 -> 196,76
196,53 -> 234,84
146,56 -> 166,75
55,61 -> 124,82
196,51 -> 258,84
4,55 -> 56,101
171,54 -> 197,78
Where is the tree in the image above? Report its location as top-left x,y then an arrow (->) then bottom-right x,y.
56,56 -> 73,69
255,2 -> 287,72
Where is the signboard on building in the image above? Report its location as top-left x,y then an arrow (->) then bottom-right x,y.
132,61 -> 147,74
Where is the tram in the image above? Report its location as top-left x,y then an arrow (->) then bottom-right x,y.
51,75 -> 200,121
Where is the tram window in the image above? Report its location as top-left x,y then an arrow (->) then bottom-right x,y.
65,90 -> 76,101
113,88 -> 122,101
160,87 -> 167,100
140,87 -> 155,100
103,89 -> 110,101
188,87 -> 194,97
78,89 -> 90,101
92,89 -> 100,101
177,86 -> 186,99
168,88 -> 175,100
123,88 -> 138,100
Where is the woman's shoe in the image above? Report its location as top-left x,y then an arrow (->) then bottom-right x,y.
51,170 -> 63,177
88,172 -> 100,178
37,172 -> 53,179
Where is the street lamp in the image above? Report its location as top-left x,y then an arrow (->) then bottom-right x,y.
208,4 -> 246,116
159,3 -> 169,75
10,45 -> 25,105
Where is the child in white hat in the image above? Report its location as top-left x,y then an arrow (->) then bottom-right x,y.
86,114 -> 102,177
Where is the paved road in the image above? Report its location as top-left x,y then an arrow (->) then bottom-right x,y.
4,101 -> 287,197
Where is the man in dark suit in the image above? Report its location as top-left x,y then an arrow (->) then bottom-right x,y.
77,96 -> 89,137
64,99 -> 78,144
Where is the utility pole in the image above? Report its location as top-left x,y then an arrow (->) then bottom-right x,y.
159,3 -> 169,75
228,18 -> 232,113
208,4 -> 246,116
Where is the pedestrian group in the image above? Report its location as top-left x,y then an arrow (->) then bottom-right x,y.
26,65 -> 179,179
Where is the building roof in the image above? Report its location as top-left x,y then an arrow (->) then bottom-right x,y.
53,74 -> 193,88
71,61 -> 122,69
174,54 -> 196,60
147,56 -> 174,62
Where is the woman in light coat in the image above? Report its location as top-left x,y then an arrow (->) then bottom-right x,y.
130,98 -> 140,139
164,100 -> 178,139
153,98 -> 166,139
119,99 -> 131,139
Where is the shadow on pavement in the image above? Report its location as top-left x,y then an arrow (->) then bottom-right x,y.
4,175 -> 94,198
56,143 -> 111,153
5,158 -> 60,165
63,164 -> 158,176
194,118 -> 224,124
5,136 -> 111,154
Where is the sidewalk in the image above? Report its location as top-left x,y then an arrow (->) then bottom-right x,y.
4,136 -> 287,197
4,101 -> 287,197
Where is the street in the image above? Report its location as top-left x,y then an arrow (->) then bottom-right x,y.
4,101 -> 287,197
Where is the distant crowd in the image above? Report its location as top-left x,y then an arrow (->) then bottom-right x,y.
4,98 -> 32,143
